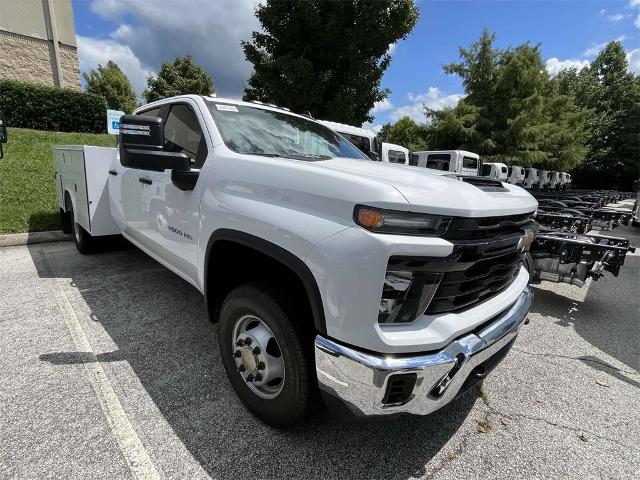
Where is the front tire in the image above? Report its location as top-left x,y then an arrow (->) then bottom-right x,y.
218,283 -> 314,428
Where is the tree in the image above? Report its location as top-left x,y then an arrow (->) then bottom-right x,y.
381,116 -> 428,150
242,0 -> 418,125
428,31 -> 588,170
143,56 -> 214,103
557,41 -> 640,190
83,61 -> 137,113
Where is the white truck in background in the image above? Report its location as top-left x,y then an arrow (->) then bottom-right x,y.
538,170 -> 551,190
409,150 -> 481,176
524,168 -> 540,190
481,162 -> 508,181
53,95 -> 537,428
507,166 -> 526,186
548,171 -> 562,190
559,172 -> 572,189
316,120 -> 409,164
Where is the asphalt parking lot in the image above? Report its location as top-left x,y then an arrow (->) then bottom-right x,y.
1,216 -> 638,479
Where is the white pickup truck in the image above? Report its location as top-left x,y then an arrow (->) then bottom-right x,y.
54,95 -> 536,427
317,120 -> 410,164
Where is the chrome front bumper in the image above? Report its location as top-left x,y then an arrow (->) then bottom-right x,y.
315,287 -> 533,418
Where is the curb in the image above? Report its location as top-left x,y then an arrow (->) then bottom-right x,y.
0,231 -> 72,248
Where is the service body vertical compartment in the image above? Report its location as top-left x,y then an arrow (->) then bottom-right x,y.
53,145 -> 120,236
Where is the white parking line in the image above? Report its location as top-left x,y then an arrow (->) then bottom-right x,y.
40,248 -> 161,480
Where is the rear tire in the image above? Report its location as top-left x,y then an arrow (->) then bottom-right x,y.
69,201 -> 97,254
218,282 -> 314,428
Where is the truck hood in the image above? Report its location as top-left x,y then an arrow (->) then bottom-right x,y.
320,158 -> 538,217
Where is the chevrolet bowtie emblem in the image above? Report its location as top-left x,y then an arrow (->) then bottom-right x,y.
518,229 -> 535,251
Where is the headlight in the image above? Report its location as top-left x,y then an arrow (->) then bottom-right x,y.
354,205 -> 451,236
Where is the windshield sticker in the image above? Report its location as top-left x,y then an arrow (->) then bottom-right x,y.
216,104 -> 239,112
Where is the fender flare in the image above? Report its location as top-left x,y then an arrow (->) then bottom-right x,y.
204,229 -> 327,334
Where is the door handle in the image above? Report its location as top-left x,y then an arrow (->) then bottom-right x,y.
138,177 -> 152,185
108,169 -> 118,176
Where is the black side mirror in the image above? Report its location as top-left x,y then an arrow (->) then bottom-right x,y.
119,114 -> 190,172
0,110 -> 7,160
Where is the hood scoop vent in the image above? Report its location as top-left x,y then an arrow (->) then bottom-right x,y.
452,175 -> 509,192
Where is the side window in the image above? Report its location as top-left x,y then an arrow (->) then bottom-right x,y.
481,164 -> 491,176
388,150 -> 406,164
409,153 -> 419,166
164,104 -> 208,168
426,154 -> 450,171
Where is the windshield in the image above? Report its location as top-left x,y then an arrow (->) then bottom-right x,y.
339,133 -> 372,155
207,102 -> 368,161
462,156 -> 478,169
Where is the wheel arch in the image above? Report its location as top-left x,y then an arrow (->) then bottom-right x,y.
204,229 -> 327,334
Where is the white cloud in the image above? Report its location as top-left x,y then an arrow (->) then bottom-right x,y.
362,122 -> 383,135
545,58 -> 590,76
77,35 -> 153,97
583,36 -> 627,57
389,87 -> 464,123
371,98 -> 394,113
607,13 -> 625,22
627,48 -> 640,74
79,0 -> 261,98
387,43 -> 397,56
631,0 -> 640,28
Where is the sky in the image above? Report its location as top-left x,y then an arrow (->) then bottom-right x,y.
72,0 -> 640,130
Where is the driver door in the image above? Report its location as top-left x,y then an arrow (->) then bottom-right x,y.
121,100 -> 210,284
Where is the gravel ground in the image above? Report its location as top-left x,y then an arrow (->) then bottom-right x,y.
1,205 -> 638,480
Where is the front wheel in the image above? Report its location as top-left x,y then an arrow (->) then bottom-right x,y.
218,282 -> 314,428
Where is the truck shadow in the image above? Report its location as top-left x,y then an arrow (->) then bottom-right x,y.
29,242 -> 475,480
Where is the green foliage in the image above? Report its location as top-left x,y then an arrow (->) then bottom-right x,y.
0,128 -> 114,233
83,60 -> 137,113
428,30 -> 588,171
143,56 -> 214,103
380,116 -> 428,150
0,80 -> 107,133
557,41 -> 640,190
242,0 -> 418,125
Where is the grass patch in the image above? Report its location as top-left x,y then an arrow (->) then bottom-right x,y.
0,128 -> 115,234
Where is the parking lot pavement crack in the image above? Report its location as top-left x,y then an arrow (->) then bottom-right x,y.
421,434 -> 471,480
477,386 -> 639,452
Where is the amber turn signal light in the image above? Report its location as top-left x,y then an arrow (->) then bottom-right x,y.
356,207 -> 384,229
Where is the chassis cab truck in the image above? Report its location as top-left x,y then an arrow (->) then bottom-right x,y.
410,150 -> 481,176
316,120 -> 409,164
481,162 -> 508,181
54,95 -> 536,427
507,166 -> 526,186
548,171 -> 561,190
538,170 -> 551,190
524,168 -> 540,190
